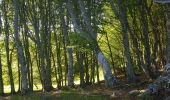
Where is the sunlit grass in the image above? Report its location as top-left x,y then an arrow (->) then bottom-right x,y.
3,91 -> 109,100
3,69 -> 105,94
4,84 -> 43,93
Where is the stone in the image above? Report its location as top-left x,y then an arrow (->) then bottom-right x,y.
165,96 -> 170,100
128,90 -> 140,96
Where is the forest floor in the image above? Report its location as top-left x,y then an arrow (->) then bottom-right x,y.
0,75 -> 153,100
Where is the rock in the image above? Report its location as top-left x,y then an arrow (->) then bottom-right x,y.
110,90 -> 126,98
110,92 -> 116,98
165,96 -> 170,100
165,64 -> 170,74
148,84 -> 158,94
140,63 -> 170,99
128,90 -> 140,96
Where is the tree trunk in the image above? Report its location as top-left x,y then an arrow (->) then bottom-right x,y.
90,52 -> 95,84
140,5 -> 155,78
109,0 -> 136,82
85,52 -> 90,85
0,55 -> 3,95
3,2 -> 15,94
76,51 -> 85,87
67,0 -> 117,87
60,7 -> 74,87
0,14 -> 3,95
96,57 -> 100,84
105,32 -> 117,76
67,48 -> 74,87
167,4 -> 170,63
13,0 -> 29,94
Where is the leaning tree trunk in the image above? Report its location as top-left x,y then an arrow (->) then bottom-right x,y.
13,0 -> 29,94
67,0 -> 117,87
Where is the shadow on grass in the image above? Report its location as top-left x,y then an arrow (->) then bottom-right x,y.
60,92 -> 110,100
2,92 -> 110,100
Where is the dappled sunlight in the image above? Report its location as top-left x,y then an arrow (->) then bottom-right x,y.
0,0 -> 169,100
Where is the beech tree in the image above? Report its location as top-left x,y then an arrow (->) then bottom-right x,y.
66,0 -> 117,87
13,0 -> 29,94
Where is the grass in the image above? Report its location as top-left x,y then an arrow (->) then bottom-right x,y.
60,92 -> 109,100
1,92 -> 110,100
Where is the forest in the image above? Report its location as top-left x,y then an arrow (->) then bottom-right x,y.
0,0 -> 170,100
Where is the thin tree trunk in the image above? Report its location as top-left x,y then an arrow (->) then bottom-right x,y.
105,32 -> 117,76
167,4 -> 170,63
17,57 -> 21,92
90,52 -> 95,84
140,3 -> 155,78
54,31 -> 63,88
85,52 -> 90,85
60,7 -> 74,87
67,48 -> 74,87
0,14 -> 3,95
0,55 -> 3,95
109,0 -> 136,82
3,2 -> 15,94
128,7 -> 150,78
96,57 -> 100,84
76,51 -> 85,87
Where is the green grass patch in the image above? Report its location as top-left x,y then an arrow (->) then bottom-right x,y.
2,91 -> 110,100
60,92 -> 109,100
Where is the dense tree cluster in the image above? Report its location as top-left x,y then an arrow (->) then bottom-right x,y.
0,0 -> 168,95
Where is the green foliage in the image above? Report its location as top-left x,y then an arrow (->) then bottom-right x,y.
69,32 -> 92,50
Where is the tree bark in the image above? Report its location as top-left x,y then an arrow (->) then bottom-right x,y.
167,4 -> 170,63
67,0 -> 117,87
60,7 -> 74,87
85,52 -> 90,85
109,0 -> 136,82
3,2 -> 15,94
0,55 -> 3,95
76,51 -> 85,87
13,0 -> 29,94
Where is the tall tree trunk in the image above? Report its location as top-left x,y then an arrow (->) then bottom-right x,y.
13,0 -> 29,94
43,0 -> 53,90
54,31 -> 63,89
128,7 -> 150,78
60,7 -> 74,87
0,55 -> 3,95
76,51 -> 85,87
3,2 -> 15,94
167,4 -> 170,63
85,52 -> 90,85
67,0 -> 117,87
105,32 -> 117,76
90,52 -> 95,84
140,3 -> 155,78
96,57 -> 100,84
67,48 -> 74,87
109,0 -> 136,82
0,14 -> 3,95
